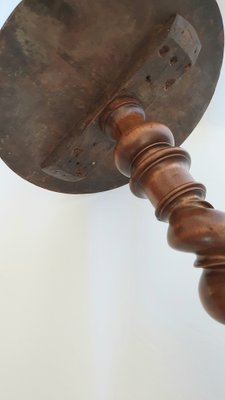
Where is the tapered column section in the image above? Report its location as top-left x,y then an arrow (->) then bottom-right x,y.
101,97 -> 225,324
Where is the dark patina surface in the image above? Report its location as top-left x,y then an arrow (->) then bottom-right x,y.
0,0 -> 223,193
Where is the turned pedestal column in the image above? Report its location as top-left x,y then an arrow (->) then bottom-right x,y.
101,97 -> 225,324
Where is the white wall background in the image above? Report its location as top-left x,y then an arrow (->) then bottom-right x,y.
0,1 -> 225,399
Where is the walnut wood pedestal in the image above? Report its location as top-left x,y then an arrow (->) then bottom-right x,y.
101,97 -> 225,324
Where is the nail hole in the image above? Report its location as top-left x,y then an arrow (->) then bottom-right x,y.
76,162 -> 80,166
170,56 -> 178,65
164,79 -> 176,90
146,75 -> 152,84
159,45 -> 170,57
184,62 -> 192,72
93,142 -> 97,147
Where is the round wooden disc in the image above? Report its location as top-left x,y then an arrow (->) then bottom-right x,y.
0,0 -> 223,193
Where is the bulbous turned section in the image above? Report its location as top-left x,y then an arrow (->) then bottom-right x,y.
100,97 -> 225,324
199,269 -> 225,325
168,203 -> 225,324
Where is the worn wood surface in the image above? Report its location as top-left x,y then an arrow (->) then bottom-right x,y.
0,0 -> 223,193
